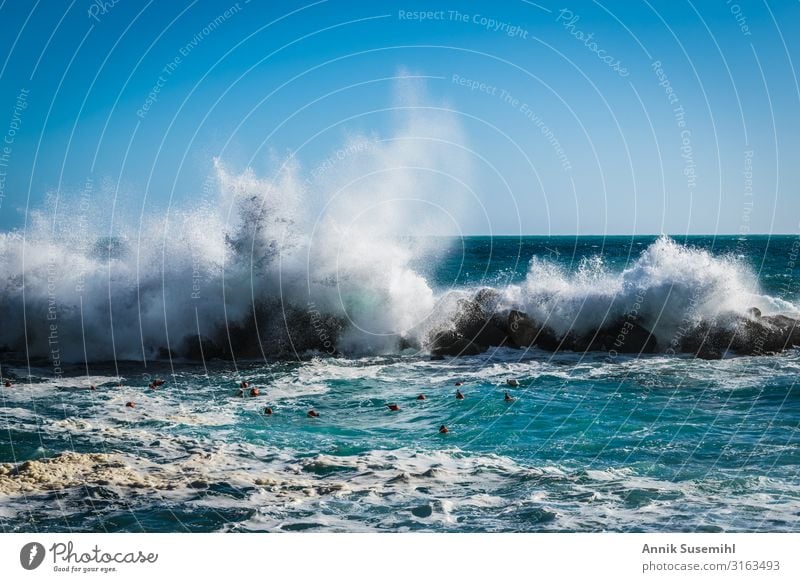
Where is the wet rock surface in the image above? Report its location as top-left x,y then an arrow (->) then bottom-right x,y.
427,288 -> 800,359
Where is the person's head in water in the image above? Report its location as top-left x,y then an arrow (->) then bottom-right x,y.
264,407 -> 273,415
439,425 -> 449,434
455,389 -> 464,400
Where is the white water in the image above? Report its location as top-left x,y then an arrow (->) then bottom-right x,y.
0,78 -> 473,362
499,236 -> 799,346
0,71 -> 796,362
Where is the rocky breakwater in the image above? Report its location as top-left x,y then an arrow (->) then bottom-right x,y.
428,289 -> 800,359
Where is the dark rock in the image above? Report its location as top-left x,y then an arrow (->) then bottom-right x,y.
180,334 -> 229,360
507,310 -> 561,351
695,344 -> 725,360
731,314 -> 800,355
507,310 -> 538,346
428,288 -> 511,352
678,312 -> 800,358
679,320 -> 733,359
430,329 -> 458,350
451,297 -> 484,338
429,297 -> 800,359
157,346 -> 176,359
227,301 -> 345,359
281,305 -> 344,355
398,336 -> 420,351
452,290 -> 510,348
429,329 -> 484,357
472,314 -> 512,348
584,318 -> 658,354
473,287 -> 501,308
762,314 -> 800,348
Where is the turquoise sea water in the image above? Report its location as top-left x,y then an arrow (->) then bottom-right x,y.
2,235 -> 799,532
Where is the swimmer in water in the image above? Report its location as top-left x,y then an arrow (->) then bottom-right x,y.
90,385 -> 96,391
152,379 -> 166,387
439,425 -> 449,434
3,380 -> 11,388
504,391 -> 514,402
307,409 -> 320,418
240,381 -> 249,389
416,394 -> 426,400
387,403 -> 400,411
249,387 -> 260,397
236,388 -> 245,397
455,389 -> 464,400
125,401 -> 135,408
507,378 -> 520,387
454,381 -> 463,387
264,407 -> 273,415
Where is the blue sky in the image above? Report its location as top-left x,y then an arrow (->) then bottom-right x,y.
0,0 -> 798,234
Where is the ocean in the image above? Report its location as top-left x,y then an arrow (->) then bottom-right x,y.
1,235 -> 799,532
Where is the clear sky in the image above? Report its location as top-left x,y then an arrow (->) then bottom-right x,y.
0,0 -> 798,235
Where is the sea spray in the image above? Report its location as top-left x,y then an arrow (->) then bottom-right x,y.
0,83 -> 471,362
502,236 -> 783,347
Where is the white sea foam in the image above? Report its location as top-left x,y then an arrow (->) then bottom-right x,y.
500,235 -> 799,345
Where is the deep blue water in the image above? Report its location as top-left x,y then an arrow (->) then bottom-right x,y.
1,235 -> 799,532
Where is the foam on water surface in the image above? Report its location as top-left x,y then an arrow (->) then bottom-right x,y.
2,229 -> 799,531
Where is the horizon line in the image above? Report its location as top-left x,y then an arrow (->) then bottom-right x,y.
406,232 -> 799,237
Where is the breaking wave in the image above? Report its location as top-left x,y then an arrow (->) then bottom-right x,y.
500,235 -> 799,346
0,85 -> 796,363
0,82 -> 475,363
